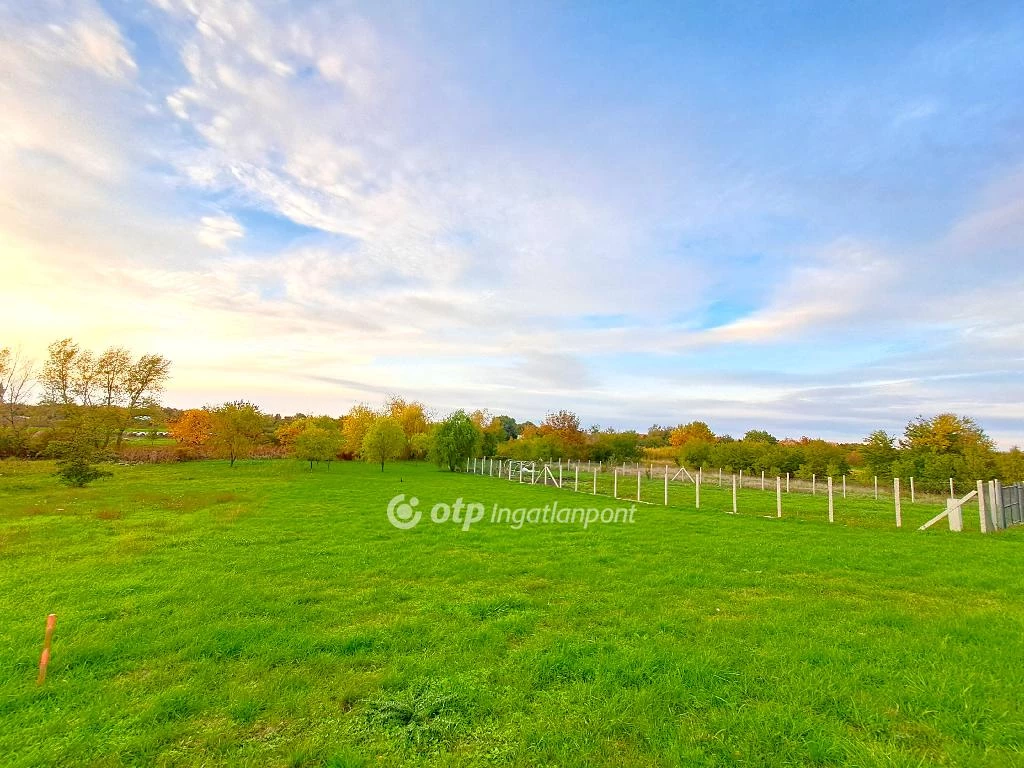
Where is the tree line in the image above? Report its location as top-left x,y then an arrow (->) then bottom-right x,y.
3,339 -> 1022,488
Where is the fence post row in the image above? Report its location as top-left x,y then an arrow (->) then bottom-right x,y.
477,460 -> 1023,534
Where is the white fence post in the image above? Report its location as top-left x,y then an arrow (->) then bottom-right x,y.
696,469 -> 701,509
574,464 -> 579,493
613,470 -> 618,499
761,470 -> 765,491
637,469 -> 641,502
593,468 -> 597,495
910,476 -> 915,504
874,475 -> 878,500
827,476 -> 834,523
842,474 -> 847,499
894,477 -> 902,528
948,498 -> 963,532
812,474 -> 816,495
776,476 -> 782,518
786,472 -> 790,493
732,474 -> 737,514
950,478 -> 954,499
664,465 -> 669,505
978,479 -> 989,533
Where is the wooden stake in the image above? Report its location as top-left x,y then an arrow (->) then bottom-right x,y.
37,614 -> 56,686
894,477 -> 902,528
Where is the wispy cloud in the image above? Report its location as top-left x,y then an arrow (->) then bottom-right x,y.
0,0 -> 1022,445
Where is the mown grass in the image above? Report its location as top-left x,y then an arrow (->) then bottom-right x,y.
0,458 -> 1022,767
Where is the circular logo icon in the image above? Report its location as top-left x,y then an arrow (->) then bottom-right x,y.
387,494 -> 421,529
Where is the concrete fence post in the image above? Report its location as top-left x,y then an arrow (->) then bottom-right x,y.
894,477 -> 902,528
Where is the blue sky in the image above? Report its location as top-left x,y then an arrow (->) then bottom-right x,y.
1,0 -> 1022,445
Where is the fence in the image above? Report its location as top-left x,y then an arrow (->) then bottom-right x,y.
466,457 -> 1022,534
989,481 -> 1024,531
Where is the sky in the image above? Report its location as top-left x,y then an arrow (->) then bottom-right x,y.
1,0 -> 1023,446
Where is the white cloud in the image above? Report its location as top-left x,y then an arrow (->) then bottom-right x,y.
197,214 -> 244,249
0,0 -> 1020,445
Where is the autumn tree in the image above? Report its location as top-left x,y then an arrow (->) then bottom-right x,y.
40,338 -> 81,408
39,339 -> 170,449
896,414 -> 997,492
342,404 -> 379,458
540,409 -> 585,457
170,409 -> 214,450
362,417 -> 406,471
210,401 -> 264,467
902,414 -> 994,454
384,396 -> 430,457
114,354 -> 171,449
669,421 -> 715,447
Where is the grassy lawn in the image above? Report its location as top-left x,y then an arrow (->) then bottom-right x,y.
1,458 -> 1022,767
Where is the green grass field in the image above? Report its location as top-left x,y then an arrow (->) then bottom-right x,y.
1,458 -> 1022,767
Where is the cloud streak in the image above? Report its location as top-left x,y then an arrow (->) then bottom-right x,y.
0,0 -> 1022,446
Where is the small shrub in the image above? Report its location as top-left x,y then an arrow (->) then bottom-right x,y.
49,440 -> 113,488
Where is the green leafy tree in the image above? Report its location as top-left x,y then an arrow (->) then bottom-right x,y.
493,415 -> 519,441
431,410 -> 482,471
293,424 -> 344,470
362,417 -> 406,471
51,437 -> 112,487
862,430 -> 898,478
997,447 -> 1024,482
210,401 -> 264,468
743,429 -> 778,445
409,432 -> 432,460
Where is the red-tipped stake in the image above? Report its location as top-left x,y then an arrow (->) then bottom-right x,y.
37,614 -> 56,686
